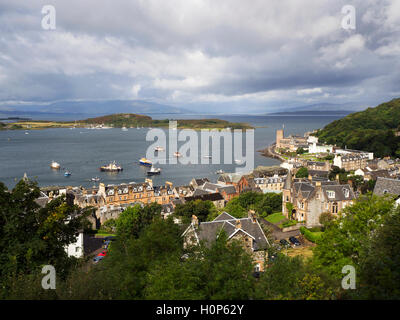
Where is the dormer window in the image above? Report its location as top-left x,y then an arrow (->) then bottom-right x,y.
343,188 -> 350,198
327,191 -> 335,198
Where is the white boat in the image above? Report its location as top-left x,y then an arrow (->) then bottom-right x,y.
234,159 -> 244,165
50,161 -> 61,170
91,177 -> 100,182
203,155 -> 212,159
25,132 -> 29,135
100,161 -> 123,172
155,146 -> 165,152
64,170 -> 71,177
122,127 -> 128,131
146,166 -> 161,176
216,169 -> 224,174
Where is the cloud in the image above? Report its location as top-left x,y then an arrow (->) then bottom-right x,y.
0,0 -> 399,113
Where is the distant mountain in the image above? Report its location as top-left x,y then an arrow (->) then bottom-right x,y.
267,110 -> 352,116
315,98 -> 400,158
0,100 -> 194,119
270,102 -> 362,115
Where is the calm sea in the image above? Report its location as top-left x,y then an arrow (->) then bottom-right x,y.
0,114 -> 343,189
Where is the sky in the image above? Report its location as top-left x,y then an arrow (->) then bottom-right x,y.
0,0 -> 399,114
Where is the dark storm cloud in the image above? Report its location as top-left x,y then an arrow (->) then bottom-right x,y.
0,0 -> 399,112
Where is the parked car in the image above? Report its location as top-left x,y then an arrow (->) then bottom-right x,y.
98,250 -> 107,257
289,236 -> 300,246
280,239 -> 290,247
103,240 -> 111,249
93,255 -> 104,264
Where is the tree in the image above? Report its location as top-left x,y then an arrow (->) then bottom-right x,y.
145,232 -> 256,300
295,167 -> 309,178
296,147 -> 306,155
312,194 -> 396,278
174,200 -> 218,223
0,179 -> 91,294
355,205 -> 400,299
319,212 -> 335,230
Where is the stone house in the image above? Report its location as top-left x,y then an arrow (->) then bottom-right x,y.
182,211 -> 270,272
282,171 -> 355,228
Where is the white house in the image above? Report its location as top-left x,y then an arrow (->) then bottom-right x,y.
308,142 -> 333,154
65,232 -> 84,258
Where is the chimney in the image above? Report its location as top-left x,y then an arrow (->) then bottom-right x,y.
308,174 -> 312,181
248,210 -> 257,223
191,215 -> 199,228
235,219 -> 242,229
315,181 -> 321,187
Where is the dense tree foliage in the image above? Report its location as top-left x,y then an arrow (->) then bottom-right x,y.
295,167 -> 309,178
315,98 -> 400,157
174,199 -> 218,223
224,192 -> 282,218
0,180 -> 91,298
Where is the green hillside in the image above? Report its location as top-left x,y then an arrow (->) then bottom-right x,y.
314,98 -> 400,158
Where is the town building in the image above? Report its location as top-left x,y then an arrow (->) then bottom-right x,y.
253,175 -> 286,193
182,211 -> 270,272
333,153 -> 370,171
282,170 -> 355,227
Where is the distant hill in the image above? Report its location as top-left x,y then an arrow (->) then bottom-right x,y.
80,113 -> 252,129
0,100 -> 194,118
267,110 -> 352,116
314,98 -> 400,158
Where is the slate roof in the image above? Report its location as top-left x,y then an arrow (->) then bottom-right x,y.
321,185 -> 355,201
183,212 -> 269,250
373,177 -> 400,196
217,185 -> 237,195
192,188 -> 210,197
184,192 -> 224,202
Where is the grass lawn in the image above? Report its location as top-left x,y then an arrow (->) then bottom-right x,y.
94,231 -> 116,238
265,212 -> 286,224
285,246 -> 314,259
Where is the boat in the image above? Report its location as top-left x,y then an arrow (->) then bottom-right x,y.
64,171 -> 71,177
99,161 -> 123,172
174,151 -> 182,157
234,159 -> 244,165
91,177 -> 100,182
122,127 -> 128,131
139,158 -> 153,166
146,166 -> 161,176
215,169 -> 224,174
25,132 -> 29,135
155,146 -> 165,152
50,161 -> 61,170
203,155 -> 212,159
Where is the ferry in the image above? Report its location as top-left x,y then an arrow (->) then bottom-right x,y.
139,158 -> 153,166
99,161 -> 123,172
50,161 -> 61,170
146,166 -> 161,176
155,146 -> 165,152
174,151 -> 182,157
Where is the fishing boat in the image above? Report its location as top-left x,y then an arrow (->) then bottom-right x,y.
174,151 -> 182,158
155,146 -> 165,152
50,161 -> 61,170
99,161 -> 123,172
146,166 -> 161,176
139,158 -> 153,166
64,170 -> 71,177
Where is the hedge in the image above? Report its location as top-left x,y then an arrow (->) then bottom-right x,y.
300,226 -> 323,243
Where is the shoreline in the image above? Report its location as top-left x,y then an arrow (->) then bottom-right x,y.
258,143 -> 285,163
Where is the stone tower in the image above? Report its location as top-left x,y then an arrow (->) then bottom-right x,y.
276,129 -> 284,148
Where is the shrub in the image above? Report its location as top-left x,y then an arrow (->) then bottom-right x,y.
281,220 -> 298,228
300,226 -> 323,243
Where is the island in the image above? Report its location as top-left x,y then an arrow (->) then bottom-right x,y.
0,113 -> 253,131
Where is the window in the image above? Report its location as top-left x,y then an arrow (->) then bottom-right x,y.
332,202 -> 338,214
343,188 -> 350,198
327,191 -> 335,198
254,264 -> 260,272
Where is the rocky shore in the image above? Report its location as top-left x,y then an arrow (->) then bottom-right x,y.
258,143 -> 285,162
